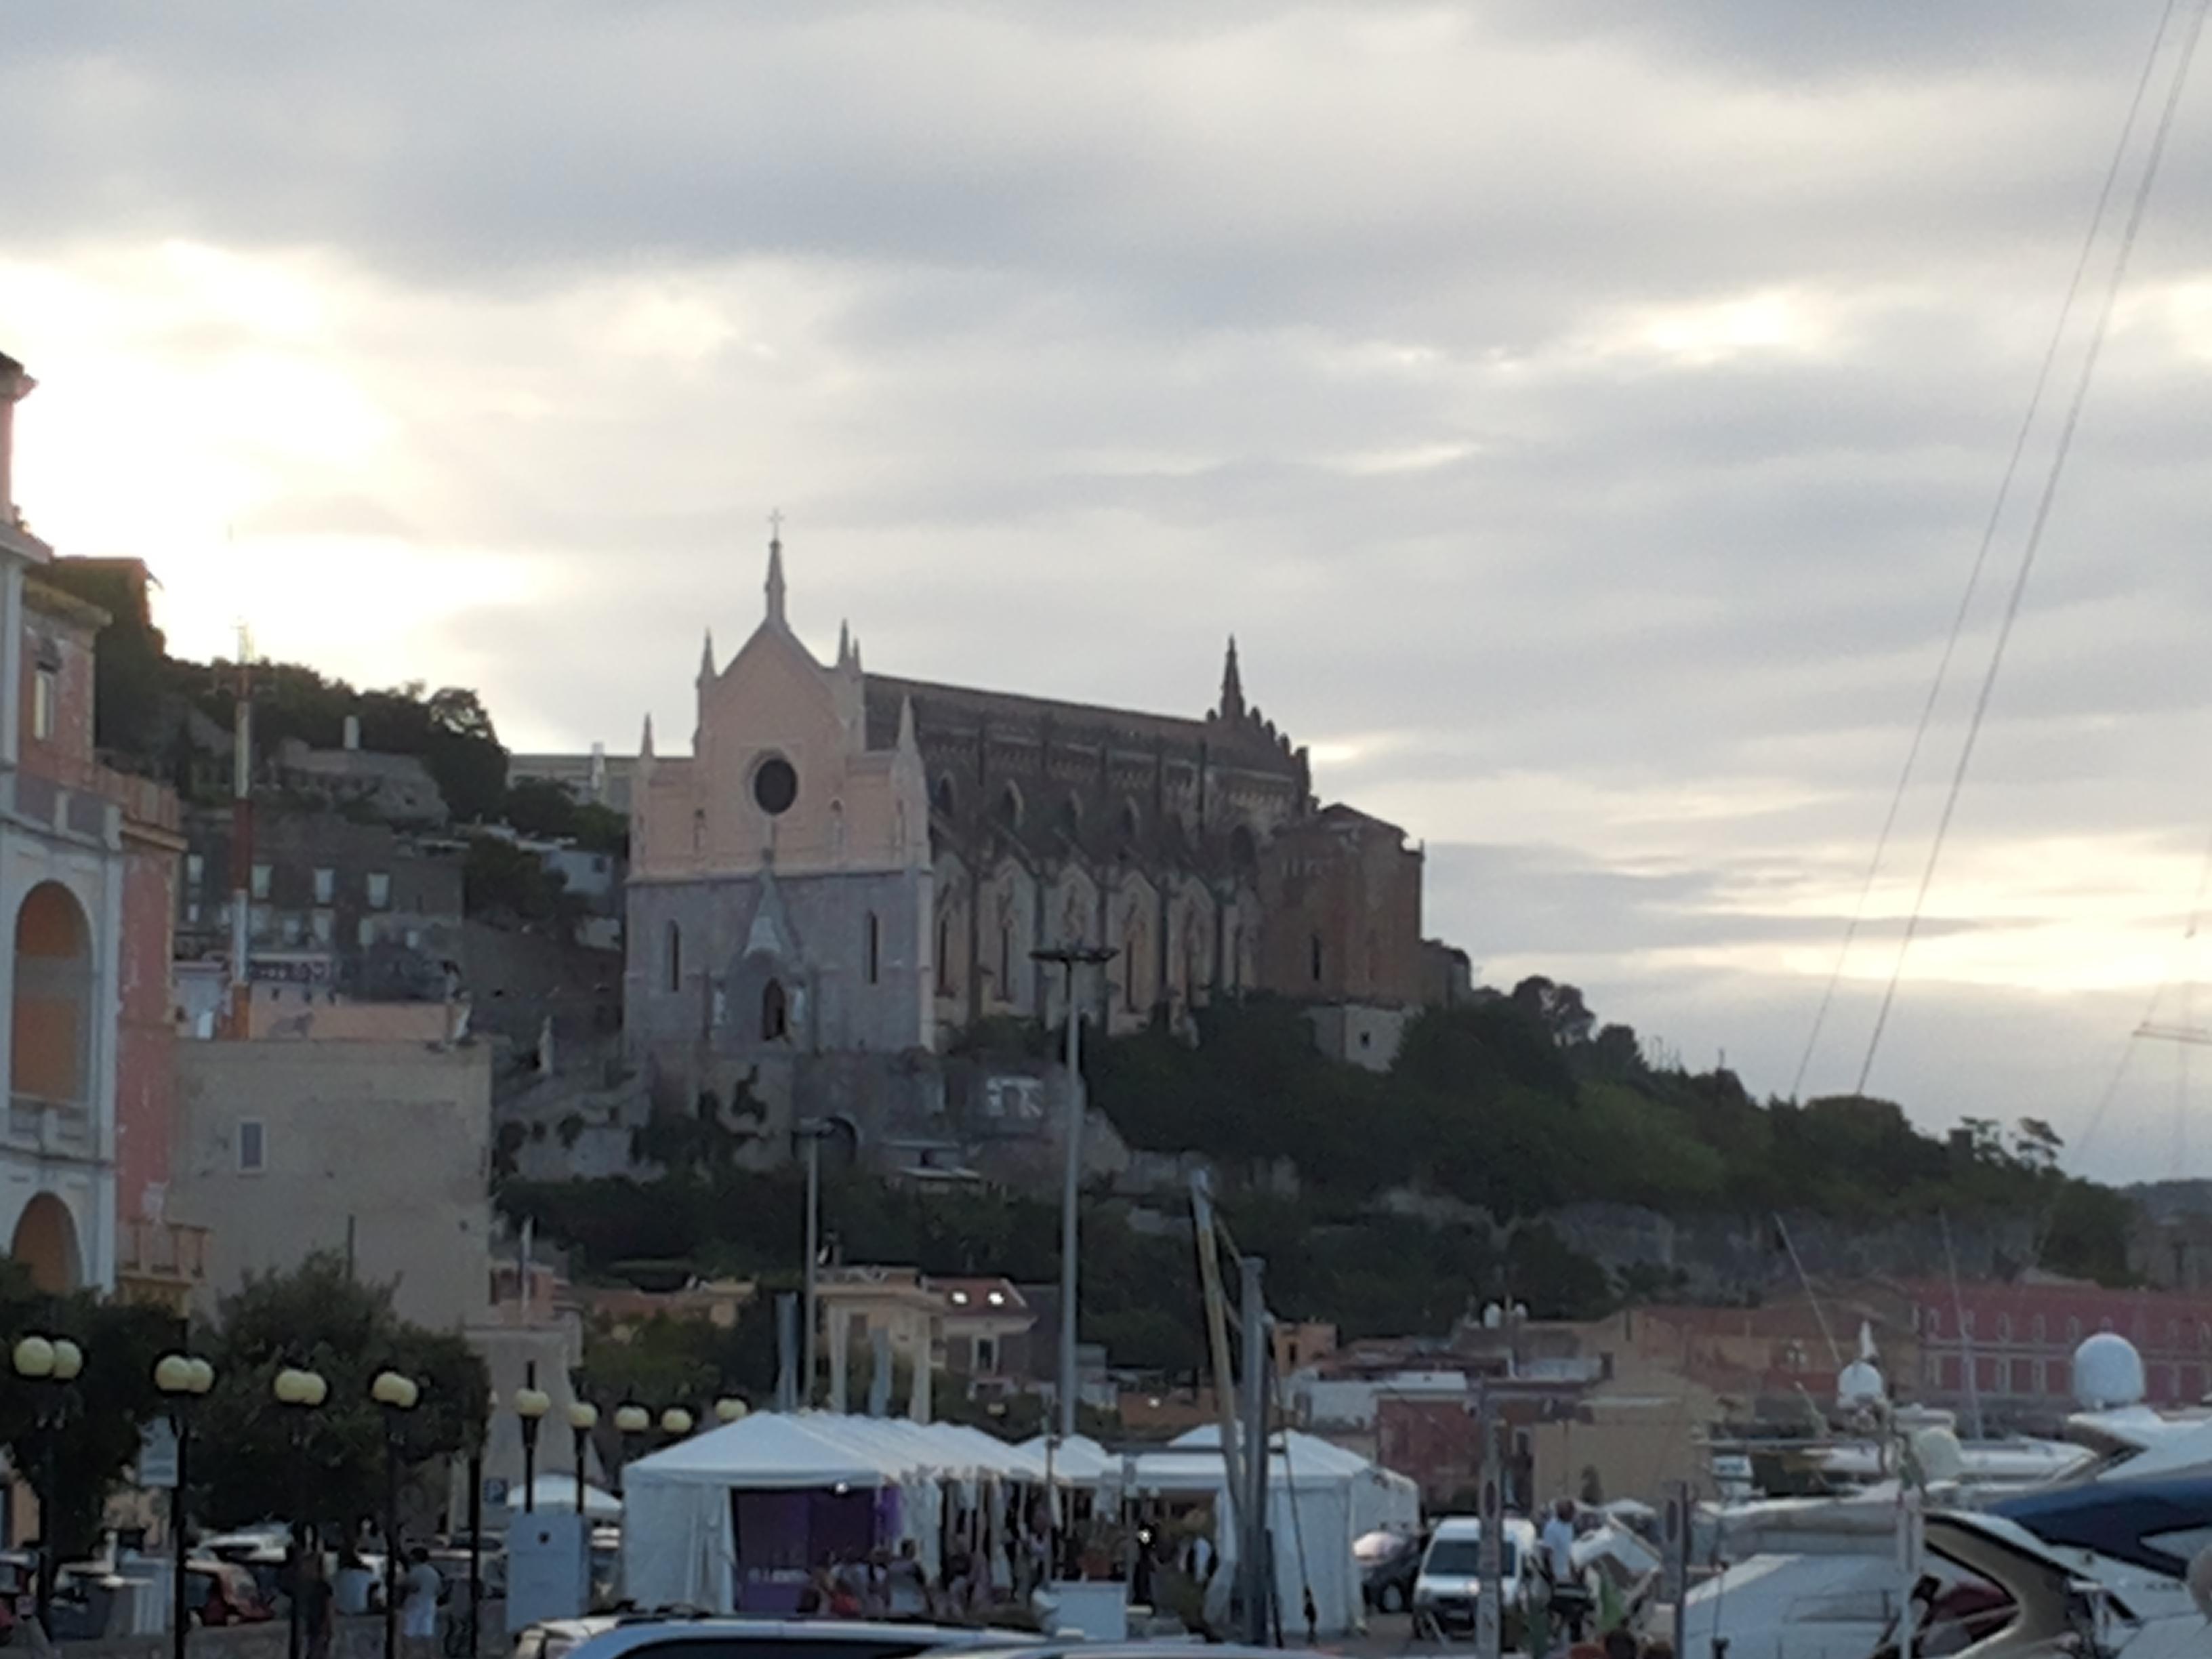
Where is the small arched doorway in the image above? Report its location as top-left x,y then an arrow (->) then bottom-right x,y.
761,979 -> 790,1042
12,882 -> 93,1109
10,1193 -> 82,1294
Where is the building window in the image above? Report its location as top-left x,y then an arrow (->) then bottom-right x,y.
762,979 -> 790,1041
312,867 -> 335,904
186,853 -> 205,888
1925,1308 -> 1942,1337
1310,934 -> 1324,983
185,901 -> 201,926
1996,1314 -> 2011,1343
281,913 -> 304,945
2032,1314 -> 2047,1343
250,863 -> 272,901
30,666 -> 56,741
311,909 -> 335,945
999,922 -> 1013,993
2068,1317 -> 2083,1343
937,913 -> 952,996
866,914 -> 880,985
666,922 -> 682,994
752,755 -> 799,816
366,872 -> 391,910
238,1120 -> 266,1174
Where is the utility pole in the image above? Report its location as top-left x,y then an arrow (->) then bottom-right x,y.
1237,1254 -> 1271,1647
799,1123 -> 825,1408
1032,943 -> 1116,1439
224,626 -> 255,1038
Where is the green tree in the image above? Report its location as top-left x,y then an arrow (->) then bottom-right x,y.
463,834 -> 571,922
194,1255 -> 489,1531
0,1262 -> 177,1557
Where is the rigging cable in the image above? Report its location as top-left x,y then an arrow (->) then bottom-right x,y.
1856,0 -> 2212,1093
1790,0 -> 2186,1101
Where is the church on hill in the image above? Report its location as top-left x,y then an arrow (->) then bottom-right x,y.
619,531 -> 1429,1116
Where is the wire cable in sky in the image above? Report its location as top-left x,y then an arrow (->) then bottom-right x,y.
1856,0 -> 2212,1095
1789,0 -> 2184,1103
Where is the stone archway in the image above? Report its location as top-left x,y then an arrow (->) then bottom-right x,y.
10,1193 -> 82,1294
12,881 -> 93,1109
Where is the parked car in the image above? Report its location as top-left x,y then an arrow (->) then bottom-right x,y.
184,1560 -> 276,1626
1412,1515 -> 1539,1642
560,1619 -> 1032,1659
1355,1523 -> 1427,1614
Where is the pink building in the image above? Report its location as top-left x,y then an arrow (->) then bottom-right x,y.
1910,1279 -> 2212,1418
0,353 -> 189,1302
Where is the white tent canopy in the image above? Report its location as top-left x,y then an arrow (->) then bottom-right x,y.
507,1475 -> 623,1519
621,1413 -> 1060,1613
1019,1433 -> 1118,1485
1139,1425 -> 1422,1637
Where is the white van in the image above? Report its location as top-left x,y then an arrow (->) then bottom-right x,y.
1413,1515 -> 1540,1639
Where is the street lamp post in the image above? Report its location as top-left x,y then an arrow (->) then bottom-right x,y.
567,1401 -> 598,1521
466,1395 -> 491,1659
272,1366 -> 329,1659
371,1372 -> 421,1659
794,1122 -> 836,1408
13,1334 -> 83,1642
1031,943 -> 1117,1439
714,1397 -> 748,1429
155,1352 -> 216,1659
514,1368 -> 552,1515
659,1407 -> 693,1445
611,1404 -> 649,1495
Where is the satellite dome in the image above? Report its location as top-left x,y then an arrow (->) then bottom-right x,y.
1837,1359 -> 1886,1410
2073,1333 -> 2146,1410
1910,1427 -> 1965,1486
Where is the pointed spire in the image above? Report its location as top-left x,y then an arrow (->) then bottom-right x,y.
766,510 -> 787,628
699,628 -> 716,683
640,713 -> 656,759
1220,634 -> 1246,721
896,694 -> 919,758
837,619 -> 852,671
850,632 -> 862,674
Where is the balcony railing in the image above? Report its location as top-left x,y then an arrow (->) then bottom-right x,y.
118,1220 -> 210,1284
5,1094 -> 93,1158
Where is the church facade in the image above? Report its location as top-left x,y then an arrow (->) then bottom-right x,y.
623,536 -> 1429,1116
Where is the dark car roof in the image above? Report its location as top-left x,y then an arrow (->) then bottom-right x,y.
567,1621 -> 1033,1659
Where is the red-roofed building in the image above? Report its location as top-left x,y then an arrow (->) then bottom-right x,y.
1908,1279 -> 2212,1423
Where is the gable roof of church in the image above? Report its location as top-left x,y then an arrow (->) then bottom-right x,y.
861,673 -> 1303,775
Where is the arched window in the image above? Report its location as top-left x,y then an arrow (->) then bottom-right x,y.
666,921 -> 682,993
761,979 -> 789,1041
934,776 -> 958,819
999,921 -> 1013,994
996,784 -> 1023,831
1120,800 -> 1140,842
866,913 -> 881,985
1057,794 -> 1082,841
1229,824 -> 1257,870
1310,933 -> 1324,984
937,912 -> 953,996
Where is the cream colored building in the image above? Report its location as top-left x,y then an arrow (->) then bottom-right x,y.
169,1037 -> 495,1330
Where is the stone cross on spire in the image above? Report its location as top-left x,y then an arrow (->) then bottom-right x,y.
765,510 -> 787,628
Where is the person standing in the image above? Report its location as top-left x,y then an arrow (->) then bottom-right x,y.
298,1550 -> 336,1659
400,1549 -> 443,1659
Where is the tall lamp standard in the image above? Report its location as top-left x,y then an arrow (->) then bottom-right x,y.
272,1366 -> 329,1659
659,1408 -> 694,1445
154,1352 -> 216,1659
514,1374 -> 552,1515
1031,943 -> 1118,1439
371,1372 -> 421,1659
793,1120 -> 837,1408
13,1334 -> 84,1641
611,1404 -> 649,1496
566,1401 -> 598,1521
714,1398 -> 748,1429
466,1394 -> 491,1659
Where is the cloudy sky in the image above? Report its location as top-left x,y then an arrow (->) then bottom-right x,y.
7,1 -> 2212,1180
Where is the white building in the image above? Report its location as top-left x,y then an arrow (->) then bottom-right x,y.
0,351 -> 131,1293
